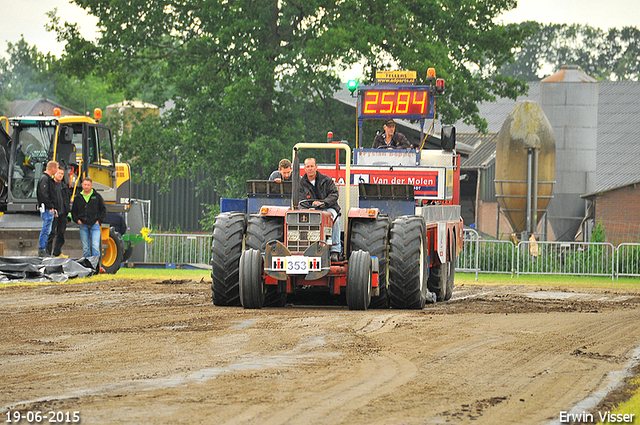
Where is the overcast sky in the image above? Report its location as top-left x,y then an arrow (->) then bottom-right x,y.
1,0 -> 639,59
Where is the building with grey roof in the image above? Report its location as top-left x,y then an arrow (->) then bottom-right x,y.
454,79 -> 640,195
3,98 -> 80,117
453,74 -> 640,243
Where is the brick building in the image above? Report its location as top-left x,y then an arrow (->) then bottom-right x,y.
582,180 -> 640,246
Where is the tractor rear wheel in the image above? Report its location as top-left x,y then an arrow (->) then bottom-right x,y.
101,227 -> 124,274
350,216 -> 391,309
246,215 -> 287,307
427,262 -> 447,302
239,248 -> 265,309
388,216 -> 428,309
246,215 -> 284,251
210,212 -> 246,306
428,238 -> 455,302
444,249 -> 456,301
346,250 -> 372,310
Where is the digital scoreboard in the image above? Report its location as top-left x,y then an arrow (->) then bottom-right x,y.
358,87 -> 434,120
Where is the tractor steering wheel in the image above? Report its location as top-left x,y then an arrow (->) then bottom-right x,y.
299,199 -> 325,209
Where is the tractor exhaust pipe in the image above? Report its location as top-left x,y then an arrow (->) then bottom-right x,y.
292,148 -> 300,209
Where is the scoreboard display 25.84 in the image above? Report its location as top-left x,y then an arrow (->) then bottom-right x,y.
358,86 -> 434,120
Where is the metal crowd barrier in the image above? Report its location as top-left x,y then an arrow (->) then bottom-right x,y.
458,229 -> 479,280
146,233 -> 211,265
516,241 -> 615,280
459,229 -> 516,279
143,231 -> 638,280
616,243 -> 640,279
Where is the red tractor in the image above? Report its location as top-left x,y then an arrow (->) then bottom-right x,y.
211,69 -> 463,310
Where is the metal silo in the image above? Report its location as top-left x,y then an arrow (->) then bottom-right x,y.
540,65 -> 599,241
495,101 -> 556,236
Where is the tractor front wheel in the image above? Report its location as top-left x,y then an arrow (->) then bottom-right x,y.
427,262 -> 447,302
239,249 -> 265,309
246,215 -> 286,307
428,241 -> 456,302
350,216 -> 391,309
346,250 -> 372,310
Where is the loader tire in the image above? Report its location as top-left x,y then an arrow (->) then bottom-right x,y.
122,244 -> 134,262
101,227 -> 124,274
245,215 -> 286,307
211,212 -> 246,306
350,216 -> 391,309
388,216 -> 429,309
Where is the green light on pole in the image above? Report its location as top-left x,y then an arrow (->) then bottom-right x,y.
347,79 -> 358,94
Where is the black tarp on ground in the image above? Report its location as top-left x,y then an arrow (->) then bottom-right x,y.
0,256 -> 99,283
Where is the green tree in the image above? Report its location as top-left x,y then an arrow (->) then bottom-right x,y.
591,220 -> 607,243
500,22 -> 640,81
0,39 -> 58,111
0,35 -> 123,116
54,0 -> 528,195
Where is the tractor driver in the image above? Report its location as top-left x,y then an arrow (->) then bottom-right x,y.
372,119 -> 411,149
299,158 -> 342,262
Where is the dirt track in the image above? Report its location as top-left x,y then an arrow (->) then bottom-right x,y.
2,278 -> 640,424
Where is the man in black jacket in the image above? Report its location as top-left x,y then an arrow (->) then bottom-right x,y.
36,161 -> 59,257
46,168 -> 71,257
71,177 -> 107,258
299,158 -> 342,261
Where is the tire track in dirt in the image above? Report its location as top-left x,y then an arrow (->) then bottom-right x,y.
209,313 -> 418,425
352,313 -> 399,334
2,280 -> 640,424
1,329 -> 339,412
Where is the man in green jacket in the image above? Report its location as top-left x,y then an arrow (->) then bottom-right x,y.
71,177 -> 107,258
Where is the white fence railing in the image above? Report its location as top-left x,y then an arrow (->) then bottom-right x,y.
460,229 -> 515,280
146,233 -> 211,265
458,229 -> 479,280
616,243 -> 640,279
460,230 -> 638,280
516,241 -> 615,279
142,231 -> 639,280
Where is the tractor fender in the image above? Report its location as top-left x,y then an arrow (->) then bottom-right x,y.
347,207 -> 380,219
256,205 -> 290,217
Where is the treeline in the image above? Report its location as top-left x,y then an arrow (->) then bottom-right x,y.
500,22 -> 640,81
1,7 -> 637,199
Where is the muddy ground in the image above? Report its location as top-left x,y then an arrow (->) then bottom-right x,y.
1,278 -> 640,424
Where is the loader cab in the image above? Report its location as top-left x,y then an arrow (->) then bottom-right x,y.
58,118 -> 118,204
3,114 -> 119,212
5,118 -> 57,208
